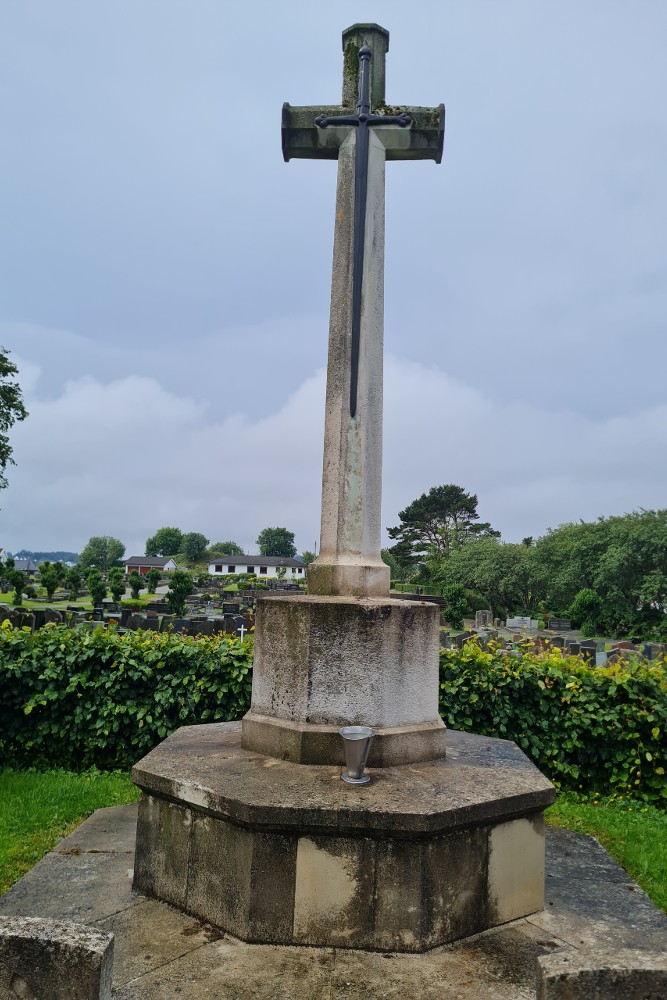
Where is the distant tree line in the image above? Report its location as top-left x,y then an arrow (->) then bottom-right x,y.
384,484 -> 667,640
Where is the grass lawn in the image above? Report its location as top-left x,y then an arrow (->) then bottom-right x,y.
546,792 -> 667,913
0,768 -> 139,894
0,769 -> 665,915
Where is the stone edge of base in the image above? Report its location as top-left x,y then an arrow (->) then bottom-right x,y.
241,711 -> 447,766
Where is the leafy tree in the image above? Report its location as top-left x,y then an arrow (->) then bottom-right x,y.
145,567 -> 161,594
38,562 -> 61,601
441,583 -> 470,630
208,541 -> 244,556
78,536 -> 125,573
435,537 -> 546,618
85,568 -> 107,606
381,542 -> 417,583
568,589 -> 603,636
300,551 -> 316,566
108,567 -> 126,603
182,532 -> 209,562
66,566 -> 82,600
0,348 -> 28,491
127,571 -> 143,600
256,527 -> 297,558
6,568 -> 26,606
165,570 -> 194,616
145,527 -> 182,557
387,485 -> 499,562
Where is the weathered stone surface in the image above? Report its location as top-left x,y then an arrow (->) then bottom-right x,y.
96,899 -> 220,989
245,595 -> 442,761
0,852 -> 136,924
0,916 -> 113,1000
488,815 -> 546,924
4,804 -> 667,997
133,723 -> 555,837
132,722 -> 554,951
537,948 -> 667,998
527,827 -> 667,952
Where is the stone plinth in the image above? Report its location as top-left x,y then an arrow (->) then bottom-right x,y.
241,594 -> 446,765
132,723 -> 555,953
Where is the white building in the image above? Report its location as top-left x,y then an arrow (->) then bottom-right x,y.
207,556 -> 306,581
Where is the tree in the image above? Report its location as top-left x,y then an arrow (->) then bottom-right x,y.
0,348 -> 28,491
208,541 -> 244,556
66,566 -> 82,600
108,567 -> 126,603
182,532 -> 209,562
39,562 -> 61,601
78,536 -> 125,573
441,583 -> 470,630
145,567 -> 161,594
435,537 -> 546,618
145,527 -> 183,557
256,527 -> 296,558
165,570 -> 194,616
6,568 -> 26,606
127,571 -> 144,600
387,485 -> 499,562
85,568 -> 107,606
568,589 -> 603,636
381,542 -> 417,583
300,551 -> 316,566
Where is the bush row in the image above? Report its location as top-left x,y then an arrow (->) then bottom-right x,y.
0,622 -> 252,771
439,640 -> 666,803
0,623 -> 664,802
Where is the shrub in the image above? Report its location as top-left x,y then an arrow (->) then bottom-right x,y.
439,640 -> 666,803
0,622 -> 253,771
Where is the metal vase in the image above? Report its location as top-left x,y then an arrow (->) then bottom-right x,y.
339,726 -> 375,784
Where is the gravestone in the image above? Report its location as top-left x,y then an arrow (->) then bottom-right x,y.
474,609 -> 492,628
133,23 -> 554,954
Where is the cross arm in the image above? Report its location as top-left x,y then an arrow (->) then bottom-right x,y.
282,102 -> 445,163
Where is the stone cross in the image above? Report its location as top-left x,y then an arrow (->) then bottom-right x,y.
283,24 -> 444,598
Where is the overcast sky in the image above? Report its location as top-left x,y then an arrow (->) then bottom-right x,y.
1,0 -> 666,557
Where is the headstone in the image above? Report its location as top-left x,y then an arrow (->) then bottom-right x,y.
474,610 -> 492,628
0,916 -> 113,1000
578,641 -> 595,664
506,616 -> 532,629
549,635 -> 565,649
171,618 -> 191,634
548,617 -> 572,631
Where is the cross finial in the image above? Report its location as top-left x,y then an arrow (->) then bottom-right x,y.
341,23 -> 389,109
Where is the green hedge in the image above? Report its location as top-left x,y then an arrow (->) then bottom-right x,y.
0,623 -> 252,771
440,640 -> 666,803
1,623 -> 665,803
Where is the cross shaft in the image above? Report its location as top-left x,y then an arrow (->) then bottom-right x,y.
282,24 -> 444,598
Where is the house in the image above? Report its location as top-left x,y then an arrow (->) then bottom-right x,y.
207,556 -> 306,581
13,558 -> 37,574
124,556 -> 179,576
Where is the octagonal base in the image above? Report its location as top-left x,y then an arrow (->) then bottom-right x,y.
132,723 -> 555,953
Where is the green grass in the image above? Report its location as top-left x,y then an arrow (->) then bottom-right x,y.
546,792 -> 667,912
0,768 -> 139,893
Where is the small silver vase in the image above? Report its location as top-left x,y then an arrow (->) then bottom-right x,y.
339,726 -> 375,785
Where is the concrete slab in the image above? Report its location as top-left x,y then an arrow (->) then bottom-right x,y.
0,804 -> 665,998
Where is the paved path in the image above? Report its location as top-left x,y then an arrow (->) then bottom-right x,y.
0,804 -> 665,997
